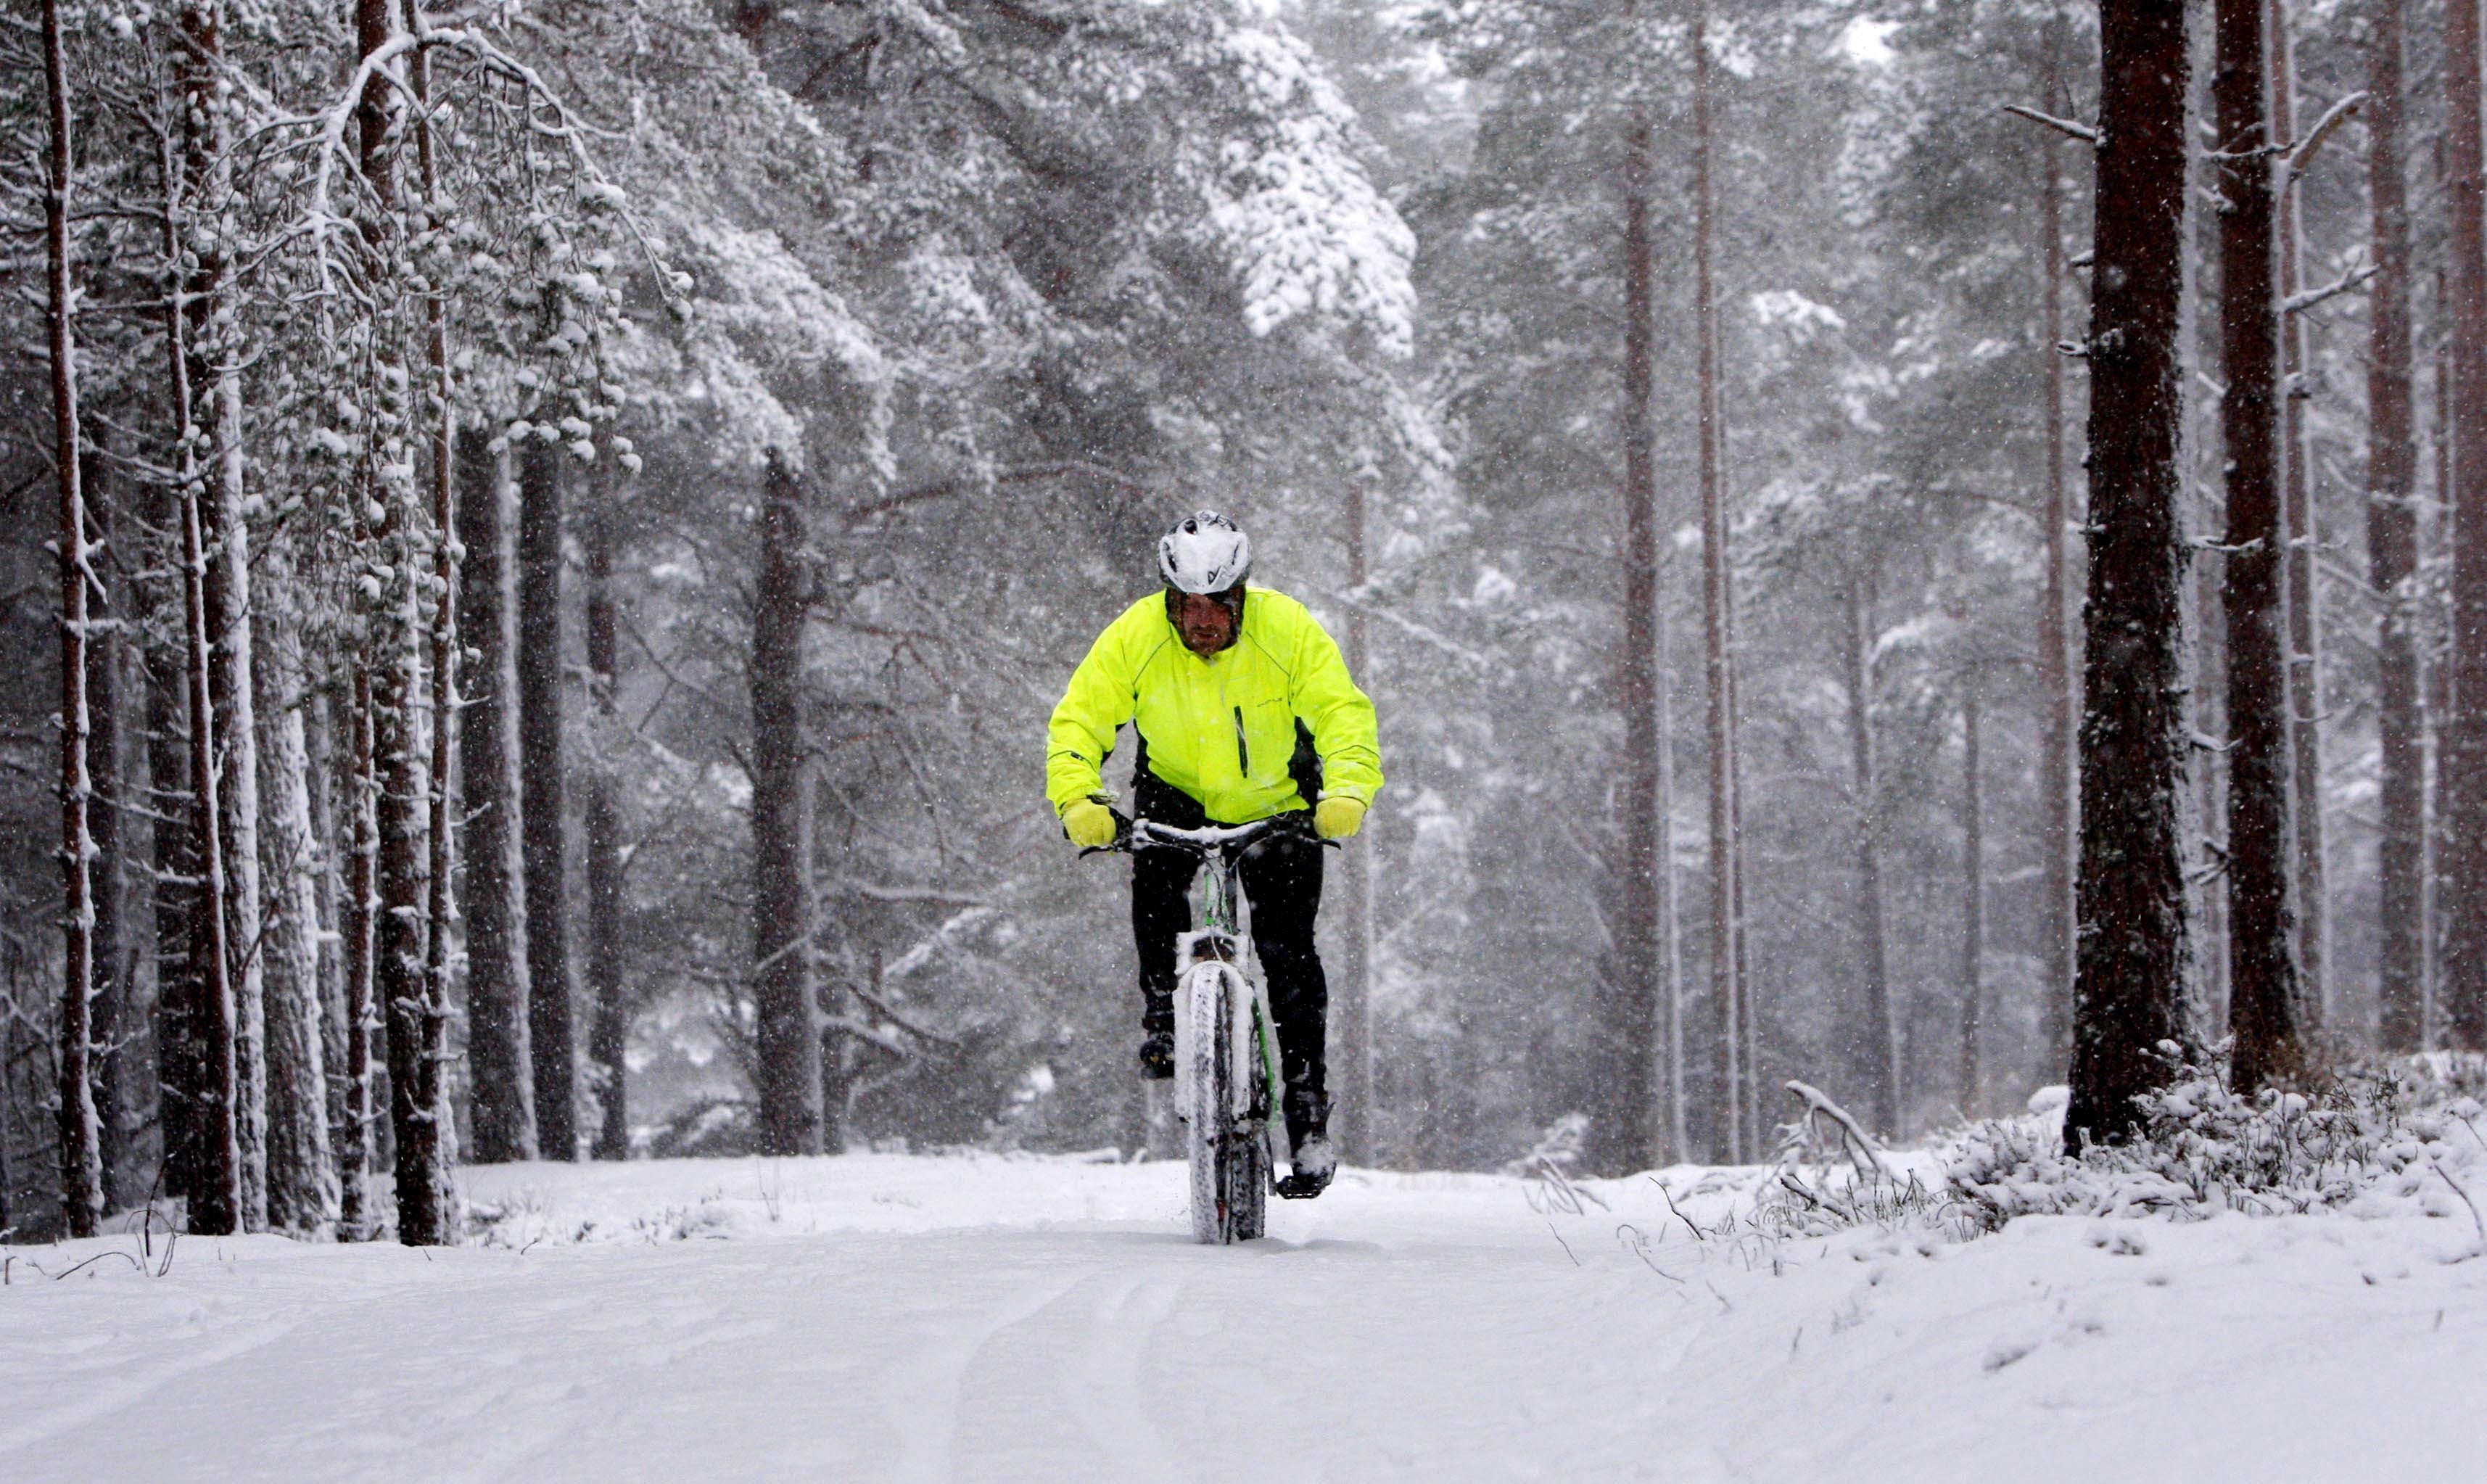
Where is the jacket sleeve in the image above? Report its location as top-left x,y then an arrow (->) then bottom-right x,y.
1288,606 -> 1384,807
1047,613 -> 1141,816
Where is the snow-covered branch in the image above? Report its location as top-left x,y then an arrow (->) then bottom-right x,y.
2001,103 -> 2097,144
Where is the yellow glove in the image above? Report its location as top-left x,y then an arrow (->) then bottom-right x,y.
1314,796 -> 1366,841
1062,798 -> 1118,849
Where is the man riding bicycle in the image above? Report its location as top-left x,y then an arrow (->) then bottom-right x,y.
1047,511 -> 1382,1196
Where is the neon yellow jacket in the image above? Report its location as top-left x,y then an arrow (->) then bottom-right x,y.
1047,586 -> 1382,825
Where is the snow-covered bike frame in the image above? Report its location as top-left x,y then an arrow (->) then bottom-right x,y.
1090,812 -> 1326,1243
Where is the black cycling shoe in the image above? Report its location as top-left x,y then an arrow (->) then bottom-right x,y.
1276,1134 -> 1335,1199
1276,1087 -> 1335,1198
1138,1031 -> 1174,1081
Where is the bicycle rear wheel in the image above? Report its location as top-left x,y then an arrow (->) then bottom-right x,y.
1181,962 -> 1266,1243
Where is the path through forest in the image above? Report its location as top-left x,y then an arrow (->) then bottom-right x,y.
4,1153 -> 2482,1480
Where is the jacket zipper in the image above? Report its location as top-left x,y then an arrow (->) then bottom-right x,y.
1234,706 -> 1250,775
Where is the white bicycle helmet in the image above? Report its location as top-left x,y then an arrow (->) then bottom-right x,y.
1158,511 -> 1253,594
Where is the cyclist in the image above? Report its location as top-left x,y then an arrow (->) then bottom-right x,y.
1047,511 -> 1382,1196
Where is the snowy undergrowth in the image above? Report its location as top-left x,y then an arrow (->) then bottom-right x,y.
1944,1052 -> 2487,1245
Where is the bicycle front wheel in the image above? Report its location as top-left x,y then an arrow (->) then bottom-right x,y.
1181,961 -> 1266,1243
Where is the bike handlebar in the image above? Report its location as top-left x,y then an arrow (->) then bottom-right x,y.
1076,808 -> 1335,859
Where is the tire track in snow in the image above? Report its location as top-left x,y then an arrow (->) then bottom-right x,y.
0,1315 -> 300,1458
1057,1270 -> 1182,1482
873,1261 -> 1097,1483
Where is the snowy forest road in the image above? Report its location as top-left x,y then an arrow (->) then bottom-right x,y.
5,1154 -> 2481,1481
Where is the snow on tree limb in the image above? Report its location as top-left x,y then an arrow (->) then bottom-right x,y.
2001,102 -> 2097,144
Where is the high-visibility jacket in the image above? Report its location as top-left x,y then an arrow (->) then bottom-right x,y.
1047,585 -> 1382,825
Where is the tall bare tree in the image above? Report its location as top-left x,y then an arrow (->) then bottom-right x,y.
2035,117 -> 2078,1083
585,462 -> 630,1161
2367,0 -> 2425,1051
46,0 -> 104,1239
356,0 -> 453,1243
2215,0 -> 2306,1092
2270,0 -> 2328,1021
1692,0 -> 1745,1165
1841,576 -> 1897,1135
2067,0 -> 2195,1149
1958,686 -> 1984,1116
173,0 -> 271,1231
1589,94 -> 1663,1176
457,432 -> 537,1160
1333,475 -> 1376,1165
751,452 -> 822,1155
2441,0 -> 2487,1052
518,437 -> 577,1158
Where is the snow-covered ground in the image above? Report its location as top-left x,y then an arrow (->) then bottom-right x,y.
6,1150 -> 2483,1482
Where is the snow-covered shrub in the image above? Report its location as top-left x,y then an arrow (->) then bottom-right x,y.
1946,1055 -> 2487,1232
1501,1112 -> 1590,1177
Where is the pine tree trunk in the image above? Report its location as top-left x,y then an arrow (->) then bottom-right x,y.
152,61 -> 244,1233
2067,0 -> 2195,1150
172,0 -> 270,1234
338,673 -> 377,1239
146,610 -> 204,1208
2037,120 -> 2078,1084
46,0 -> 103,1237
410,9 -> 462,1223
2216,0 -> 2306,1093
176,402 -> 243,1237
2439,0 -> 2487,1051
751,453 -> 822,1156
253,553 -> 338,1234
1693,0 -> 1741,1166
1960,688 -> 1984,1117
2368,0 -> 2425,1052
1659,552 -> 1686,1161
356,0 -> 453,1245
1593,99 -> 1662,1177
456,431 -> 536,1160
518,437 -> 577,1158
84,460 -> 133,1211
1842,579 -> 1897,1137
2271,0 -> 2328,1026
584,466 -> 630,1161
1332,479 -> 1374,1165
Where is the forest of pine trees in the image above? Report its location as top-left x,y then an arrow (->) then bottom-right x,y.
4,0 -> 2486,1240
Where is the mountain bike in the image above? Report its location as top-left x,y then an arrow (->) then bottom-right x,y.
1087,811 -> 1327,1244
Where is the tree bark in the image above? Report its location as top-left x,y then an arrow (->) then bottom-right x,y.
84,459 -> 134,1211
405,1 -> 461,1232
2270,0 -> 2328,1025
146,605 -> 204,1210
2067,0 -> 2195,1150
1960,687 -> 1984,1117
354,0 -> 454,1245
584,463 -> 630,1161
1693,0 -> 1741,1166
254,551 -> 338,1234
1841,578 -> 1897,1137
1591,99 -> 1662,1177
751,452 -> 822,1156
2440,0 -> 2487,1052
46,0 -> 103,1237
518,437 -> 577,1158
457,432 -> 536,1160
2037,116 -> 2078,1084
2216,0 -> 2306,1093
2368,0 -> 2425,1052
338,672 -> 377,1239
1333,477 -> 1374,1165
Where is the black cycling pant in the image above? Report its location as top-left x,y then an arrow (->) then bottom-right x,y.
1131,770 -> 1327,1103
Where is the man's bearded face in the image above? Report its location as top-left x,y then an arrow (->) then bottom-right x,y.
1172,588 -> 1241,657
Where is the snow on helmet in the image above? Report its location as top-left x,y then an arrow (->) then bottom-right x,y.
1158,511 -> 1253,595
